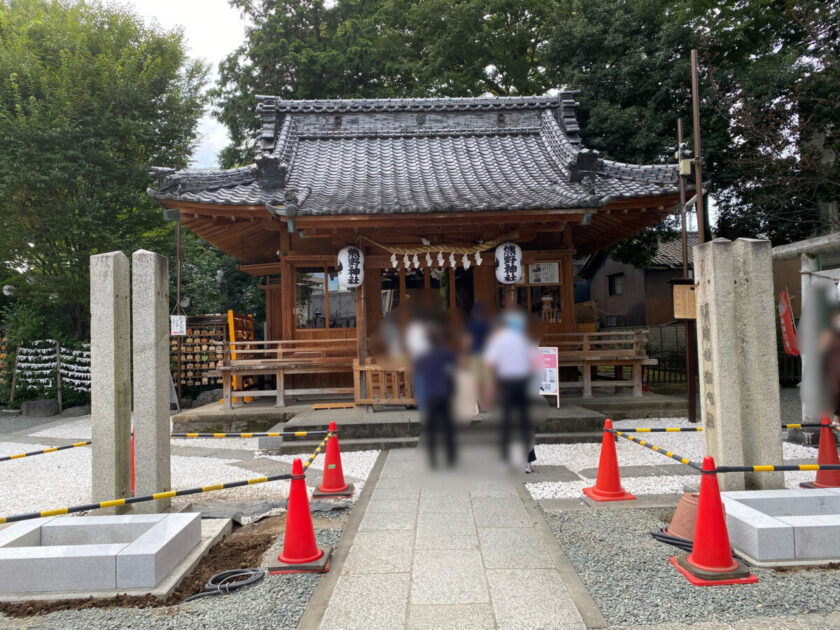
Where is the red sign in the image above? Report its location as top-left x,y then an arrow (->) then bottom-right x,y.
779,290 -> 799,356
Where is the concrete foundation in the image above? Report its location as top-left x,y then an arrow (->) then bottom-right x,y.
722,489 -> 840,566
0,514 -> 202,595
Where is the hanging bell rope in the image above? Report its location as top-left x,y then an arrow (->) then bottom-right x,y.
357,231 -> 519,256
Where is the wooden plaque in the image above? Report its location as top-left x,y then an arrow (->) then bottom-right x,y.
673,282 -> 697,320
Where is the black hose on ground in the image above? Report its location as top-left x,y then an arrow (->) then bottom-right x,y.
650,528 -> 693,553
181,568 -> 266,603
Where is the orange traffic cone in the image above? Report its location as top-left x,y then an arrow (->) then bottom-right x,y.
312,422 -> 354,498
583,419 -> 635,502
671,456 -> 758,586
268,458 -> 331,574
801,416 -> 840,489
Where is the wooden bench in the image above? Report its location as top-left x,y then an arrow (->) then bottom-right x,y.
542,330 -> 657,398
214,339 -> 355,408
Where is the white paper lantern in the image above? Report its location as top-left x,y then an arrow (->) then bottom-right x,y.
337,246 -> 364,288
495,242 -> 522,284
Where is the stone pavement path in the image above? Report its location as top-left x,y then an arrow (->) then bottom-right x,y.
317,449 -> 588,630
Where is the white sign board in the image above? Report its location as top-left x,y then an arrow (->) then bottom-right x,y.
170,315 -> 187,336
529,262 -> 559,285
538,346 -> 560,408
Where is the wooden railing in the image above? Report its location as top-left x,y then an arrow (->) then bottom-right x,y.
215,339 -> 355,407
541,329 -> 656,397
353,358 -> 416,406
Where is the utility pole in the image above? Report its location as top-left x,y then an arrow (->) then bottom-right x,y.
691,49 -> 706,245
175,221 -> 183,407
676,118 -> 698,422
678,118 -> 689,277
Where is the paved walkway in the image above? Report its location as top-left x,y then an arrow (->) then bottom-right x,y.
316,448 -> 589,630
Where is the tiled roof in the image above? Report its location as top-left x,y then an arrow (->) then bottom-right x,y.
149,93 -> 683,215
651,232 -> 699,268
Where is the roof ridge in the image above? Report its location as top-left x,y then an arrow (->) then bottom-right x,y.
257,93 -> 578,114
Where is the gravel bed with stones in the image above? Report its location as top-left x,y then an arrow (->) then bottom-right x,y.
3,528 -> 342,630
547,507 -> 840,626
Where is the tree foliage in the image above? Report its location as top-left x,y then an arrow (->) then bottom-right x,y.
0,0 -> 207,339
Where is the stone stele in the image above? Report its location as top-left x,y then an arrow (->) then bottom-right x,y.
90,251 -> 132,511
131,250 -> 172,512
695,238 -> 785,491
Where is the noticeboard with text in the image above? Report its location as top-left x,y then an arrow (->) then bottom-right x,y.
170,315 -> 187,336
539,346 -> 560,408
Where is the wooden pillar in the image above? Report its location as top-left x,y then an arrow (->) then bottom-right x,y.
355,280 -> 368,404
474,263 -> 494,306
281,261 -> 294,341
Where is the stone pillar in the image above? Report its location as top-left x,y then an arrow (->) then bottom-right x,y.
695,238 -> 784,491
90,252 -> 132,511
131,250 -> 171,512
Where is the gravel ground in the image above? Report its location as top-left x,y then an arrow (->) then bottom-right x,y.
527,417 -> 821,500
3,528 -> 342,630
0,415 -> 378,515
547,507 -> 840,626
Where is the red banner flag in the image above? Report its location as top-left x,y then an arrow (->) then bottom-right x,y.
779,290 -> 799,356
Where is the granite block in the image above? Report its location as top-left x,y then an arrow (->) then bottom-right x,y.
777,514 -> 840,559
116,513 -> 201,588
41,515 -> 163,546
343,530 -> 413,574
0,518 -> 53,548
486,568 -> 585,630
0,544 -> 126,593
411,549 -> 488,605
319,573 -> 410,630
478,527 -> 553,569
722,497 -> 794,561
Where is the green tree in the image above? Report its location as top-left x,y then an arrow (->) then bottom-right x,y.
214,0 -> 410,167
0,0 -> 207,338
547,0 -> 840,248
178,232 -> 265,325
213,0 -> 556,166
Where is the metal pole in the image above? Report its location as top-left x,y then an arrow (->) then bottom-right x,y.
678,118 -> 688,276
691,49 -> 706,245
175,221 -> 182,406
677,117 -> 698,422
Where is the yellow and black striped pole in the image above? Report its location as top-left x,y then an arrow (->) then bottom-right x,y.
613,427 -> 702,433
0,432 -> 333,525
0,441 -> 91,463
610,429 -> 702,471
714,463 -> 840,473
170,430 -> 329,439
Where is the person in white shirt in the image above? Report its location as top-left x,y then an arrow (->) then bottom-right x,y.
484,308 -> 539,470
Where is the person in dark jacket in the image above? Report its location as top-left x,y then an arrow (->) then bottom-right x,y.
415,327 -> 457,468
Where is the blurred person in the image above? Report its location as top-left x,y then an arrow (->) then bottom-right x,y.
405,303 -> 432,410
484,308 -> 540,471
415,325 -> 457,467
822,304 -> 840,427
467,302 -> 493,411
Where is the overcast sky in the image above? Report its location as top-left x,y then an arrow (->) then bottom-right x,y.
127,0 -> 247,168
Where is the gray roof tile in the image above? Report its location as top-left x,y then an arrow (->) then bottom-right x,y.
149,93 -> 683,215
